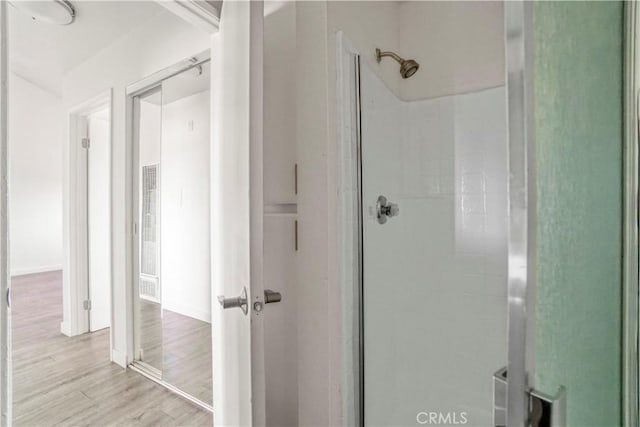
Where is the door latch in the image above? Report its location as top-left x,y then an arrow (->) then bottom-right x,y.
217,286 -> 248,315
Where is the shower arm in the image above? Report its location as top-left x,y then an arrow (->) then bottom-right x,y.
376,49 -> 404,65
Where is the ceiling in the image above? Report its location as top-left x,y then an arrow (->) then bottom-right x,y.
9,1 -> 165,96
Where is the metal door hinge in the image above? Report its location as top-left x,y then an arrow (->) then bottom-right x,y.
493,367 -> 566,427
83,299 -> 92,310
82,138 -> 90,149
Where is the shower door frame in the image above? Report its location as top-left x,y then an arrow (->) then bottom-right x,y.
336,1 -> 536,424
125,50 -> 213,412
623,1 -> 640,425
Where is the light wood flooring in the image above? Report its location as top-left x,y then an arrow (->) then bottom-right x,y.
12,270 -> 212,427
139,301 -> 213,405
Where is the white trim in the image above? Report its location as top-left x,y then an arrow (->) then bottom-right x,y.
335,31 -> 361,427
110,348 -> 127,368
162,304 -> 211,324
60,321 -> 70,337
0,2 -> 11,423
10,265 -> 62,277
249,2 -> 265,422
158,0 -> 220,35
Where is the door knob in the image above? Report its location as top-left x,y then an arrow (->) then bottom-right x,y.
217,286 -> 248,315
264,289 -> 282,304
376,195 -> 399,224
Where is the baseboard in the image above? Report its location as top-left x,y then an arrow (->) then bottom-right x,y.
11,264 -> 62,277
111,348 -> 127,368
60,321 -> 71,337
162,301 -> 211,324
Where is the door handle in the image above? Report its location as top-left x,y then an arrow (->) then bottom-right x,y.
264,289 -> 282,304
217,286 -> 248,315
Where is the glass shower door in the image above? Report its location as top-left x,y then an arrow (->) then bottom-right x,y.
360,63 -> 509,425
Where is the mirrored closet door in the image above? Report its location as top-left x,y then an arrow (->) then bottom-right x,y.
132,59 -> 212,410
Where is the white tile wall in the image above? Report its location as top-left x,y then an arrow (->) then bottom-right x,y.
361,63 -> 507,426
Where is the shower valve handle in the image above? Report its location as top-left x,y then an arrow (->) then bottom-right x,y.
376,195 -> 399,224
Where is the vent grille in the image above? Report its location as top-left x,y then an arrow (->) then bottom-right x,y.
141,165 -> 158,276
139,275 -> 160,303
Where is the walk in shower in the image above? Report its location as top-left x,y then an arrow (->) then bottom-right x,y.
129,54 -> 213,410
360,64 -> 507,425
335,2 -> 511,425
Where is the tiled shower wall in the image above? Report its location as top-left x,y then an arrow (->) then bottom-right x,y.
361,63 -> 507,425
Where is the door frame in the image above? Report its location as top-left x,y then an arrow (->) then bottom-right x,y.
504,2 -> 536,425
0,2 -> 10,425
623,2 -> 639,425
0,2 -> 221,425
65,90 -> 113,338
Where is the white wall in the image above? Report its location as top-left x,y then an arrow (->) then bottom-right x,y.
398,1 -> 504,100
263,3 -> 298,426
296,2 -> 339,425
264,1 -> 297,205
9,74 -> 63,276
326,1 -> 504,102
161,90 -> 211,323
61,9 -> 210,364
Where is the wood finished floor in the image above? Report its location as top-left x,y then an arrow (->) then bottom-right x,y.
12,270 -> 213,427
139,301 -> 213,405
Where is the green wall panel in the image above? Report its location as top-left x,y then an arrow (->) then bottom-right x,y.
534,2 -> 623,425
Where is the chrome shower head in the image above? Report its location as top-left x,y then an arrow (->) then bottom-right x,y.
376,48 -> 420,79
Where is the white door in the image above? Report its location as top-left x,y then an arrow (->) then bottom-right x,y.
87,109 -> 111,332
0,2 -> 10,425
211,1 -> 266,425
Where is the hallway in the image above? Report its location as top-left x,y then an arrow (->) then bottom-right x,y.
11,270 -> 212,426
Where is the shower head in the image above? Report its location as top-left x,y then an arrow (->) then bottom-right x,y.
376,48 -> 420,79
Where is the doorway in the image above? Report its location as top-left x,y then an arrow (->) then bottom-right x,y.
86,107 -> 111,332
68,94 -> 112,335
129,55 -> 213,410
